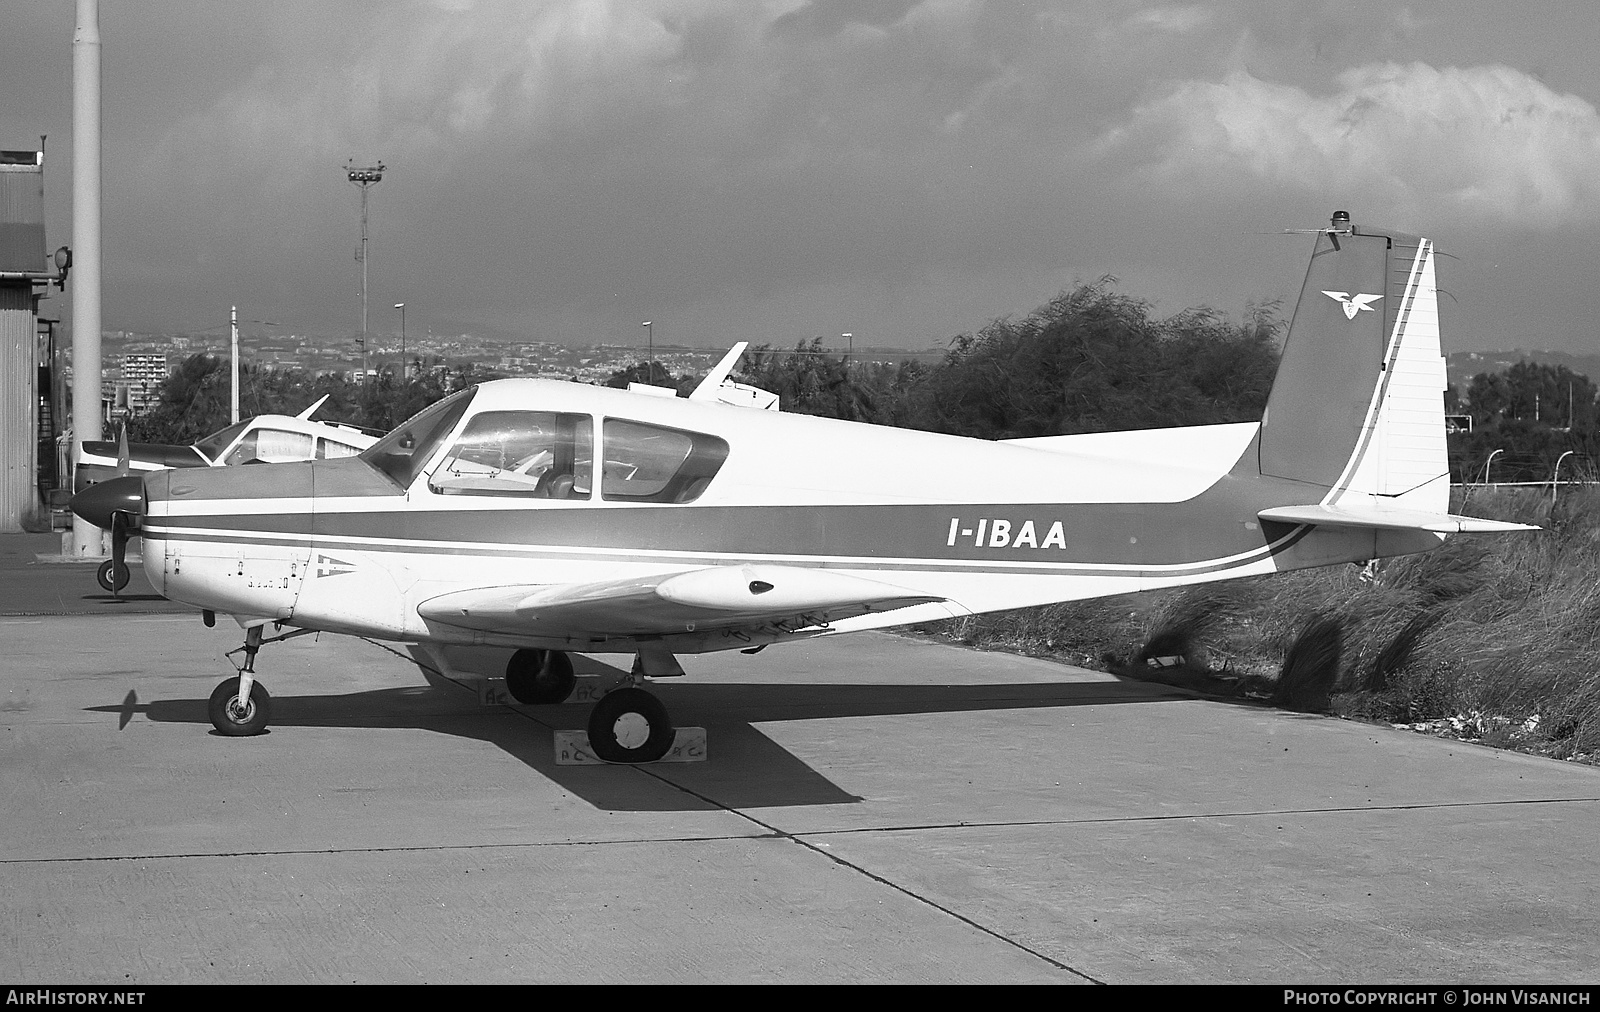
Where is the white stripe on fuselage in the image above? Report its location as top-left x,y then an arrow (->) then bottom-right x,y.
148,517 -> 1298,577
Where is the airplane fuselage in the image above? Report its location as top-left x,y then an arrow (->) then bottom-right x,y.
83,216 -> 1534,751
138,378 -> 1434,657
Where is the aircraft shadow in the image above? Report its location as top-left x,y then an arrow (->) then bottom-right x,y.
81,593 -> 172,605
87,677 -> 1188,813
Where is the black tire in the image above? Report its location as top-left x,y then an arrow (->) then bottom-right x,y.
505,649 -> 577,705
208,677 -> 271,736
96,559 -> 131,593
586,687 -> 674,764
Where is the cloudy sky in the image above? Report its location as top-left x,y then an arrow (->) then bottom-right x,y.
4,1 -> 1600,355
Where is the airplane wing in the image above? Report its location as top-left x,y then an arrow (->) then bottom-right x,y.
1259,503 -> 1538,534
416,564 -> 945,639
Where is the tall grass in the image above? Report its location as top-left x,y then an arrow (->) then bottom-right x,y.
920,487 -> 1600,762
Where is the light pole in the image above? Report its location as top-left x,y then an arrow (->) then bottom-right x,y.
231,305 -> 239,423
346,159 -> 385,383
1482,448 -> 1503,486
1552,450 -> 1575,505
71,0 -> 104,557
641,321 -> 653,383
394,302 -> 406,379
842,332 -> 853,358
230,308 -> 276,423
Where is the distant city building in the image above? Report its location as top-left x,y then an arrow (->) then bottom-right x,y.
120,353 -> 169,415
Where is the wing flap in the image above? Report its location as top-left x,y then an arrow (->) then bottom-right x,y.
418,564 -> 944,639
1259,503 -> 1538,534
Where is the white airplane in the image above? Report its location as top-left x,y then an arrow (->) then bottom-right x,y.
74,396 -> 379,591
73,212 -> 1534,762
74,395 -> 378,492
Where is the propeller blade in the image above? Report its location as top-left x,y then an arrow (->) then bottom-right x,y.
117,423 -> 130,476
110,511 -> 130,599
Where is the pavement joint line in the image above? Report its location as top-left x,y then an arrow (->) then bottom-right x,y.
353,634 -> 1598,982
789,795 -> 1600,837
0,833 -> 788,867
621,759 -> 1105,983
410,634 -> 1110,984
7,656 -> 1101,985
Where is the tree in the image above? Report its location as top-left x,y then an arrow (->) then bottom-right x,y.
913,280 -> 1280,439
127,352 -> 486,445
733,338 -> 889,422
1454,362 -> 1600,483
1466,362 -> 1596,431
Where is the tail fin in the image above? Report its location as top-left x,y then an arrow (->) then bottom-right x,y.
1258,211 -> 1449,512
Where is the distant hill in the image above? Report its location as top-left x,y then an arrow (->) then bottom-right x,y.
1446,349 -> 1600,390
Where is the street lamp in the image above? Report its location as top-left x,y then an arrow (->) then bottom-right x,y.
1552,450 -> 1575,505
641,321 -> 653,383
1482,448 -> 1503,486
394,302 -> 406,378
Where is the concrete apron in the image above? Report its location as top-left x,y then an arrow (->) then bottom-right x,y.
1,618 -> 1596,983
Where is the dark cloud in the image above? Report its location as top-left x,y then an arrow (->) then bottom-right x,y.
2,1 -> 1597,355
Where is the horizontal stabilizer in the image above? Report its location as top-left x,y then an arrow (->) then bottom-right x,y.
418,564 -> 944,639
1259,504 -> 1538,534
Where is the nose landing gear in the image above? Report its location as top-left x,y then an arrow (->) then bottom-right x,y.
210,626 -> 270,736
206,625 -> 314,736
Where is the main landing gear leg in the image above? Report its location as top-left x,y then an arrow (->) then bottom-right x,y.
505,649 -> 577,705
585,651 -> 679,764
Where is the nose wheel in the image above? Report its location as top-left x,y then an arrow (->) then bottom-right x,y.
586,687 -> 674,764
96,559 -> 131,593
208,676 -> 271,736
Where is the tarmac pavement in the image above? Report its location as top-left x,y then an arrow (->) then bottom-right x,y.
2,535 -> 1598,984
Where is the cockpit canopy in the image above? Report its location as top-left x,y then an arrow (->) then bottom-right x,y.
360,386 -> 729,504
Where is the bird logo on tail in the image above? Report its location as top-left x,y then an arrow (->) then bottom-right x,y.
1322,291 -> 1382,320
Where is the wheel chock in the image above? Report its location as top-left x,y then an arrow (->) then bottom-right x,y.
554,727 -> 706,765
478,674 -> 621,707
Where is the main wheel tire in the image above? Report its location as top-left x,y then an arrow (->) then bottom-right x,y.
208,677 -> 271,736
586,687 -> 674,764
505,649 -> 577,705
96,559 -> 131,593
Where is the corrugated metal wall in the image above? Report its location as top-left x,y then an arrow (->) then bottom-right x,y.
0,284 -> 37,530
0,159 -> 45,273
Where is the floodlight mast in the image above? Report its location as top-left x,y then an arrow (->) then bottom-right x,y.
346,159 -> 385,383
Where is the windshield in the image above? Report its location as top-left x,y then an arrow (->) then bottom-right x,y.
193,419 -> 252,463
359,387 -> 478,488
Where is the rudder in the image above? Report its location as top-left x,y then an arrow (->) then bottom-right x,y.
1258,211 -> 1448,511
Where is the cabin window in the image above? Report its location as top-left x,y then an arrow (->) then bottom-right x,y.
601,419 -> 727,503
317,437 -> 363,460
429,410 -> 593,499
224,428 -> 314,465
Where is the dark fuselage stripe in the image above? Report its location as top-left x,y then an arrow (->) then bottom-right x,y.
143,522 -> 1311,580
